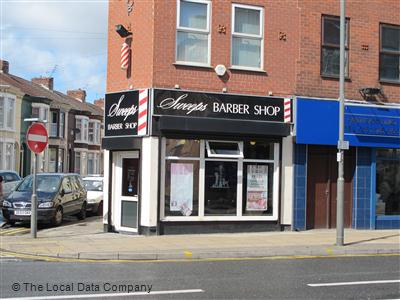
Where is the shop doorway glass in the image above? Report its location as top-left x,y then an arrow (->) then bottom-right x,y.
113,151 -> 139,233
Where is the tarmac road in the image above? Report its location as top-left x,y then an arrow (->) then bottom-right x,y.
0,255 -> 399,299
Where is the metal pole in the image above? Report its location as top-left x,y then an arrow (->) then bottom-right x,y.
31,153 -> 38,238
336,0 -> 346,246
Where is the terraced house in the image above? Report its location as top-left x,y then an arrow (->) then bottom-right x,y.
0,60 -> 104,177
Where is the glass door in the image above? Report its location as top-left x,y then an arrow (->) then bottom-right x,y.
113,151 -> 139,233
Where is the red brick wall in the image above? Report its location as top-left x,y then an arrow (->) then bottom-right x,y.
106,0 -> 154,93
107,0 -> 399,102
296,0 -> 400,103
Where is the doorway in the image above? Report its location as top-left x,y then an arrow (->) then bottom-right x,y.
112,151 -> 140,233
306,146 -> 355,229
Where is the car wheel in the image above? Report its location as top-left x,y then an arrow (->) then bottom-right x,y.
96,201 -> 103,216
77,202 -> 87,220
52,207 -> 63,227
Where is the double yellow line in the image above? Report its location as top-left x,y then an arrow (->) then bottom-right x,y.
0,227 -> 30,236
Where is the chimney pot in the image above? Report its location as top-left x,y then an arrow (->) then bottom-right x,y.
0,60 -> 9,74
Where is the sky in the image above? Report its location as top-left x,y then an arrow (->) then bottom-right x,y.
0,0 -> 108,103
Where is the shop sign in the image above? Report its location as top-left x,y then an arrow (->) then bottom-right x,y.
153,89 -> 288,123
105,90 -> 148,137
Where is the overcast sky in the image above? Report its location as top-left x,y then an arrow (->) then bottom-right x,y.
0,0 -> 108,102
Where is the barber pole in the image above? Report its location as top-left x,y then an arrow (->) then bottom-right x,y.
121,42 -> 130,70
138,89 -> 148,136
284,98 -> 291,123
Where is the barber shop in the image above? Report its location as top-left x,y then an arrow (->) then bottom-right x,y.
293,97 -> 400,231
102,88 -> 293,235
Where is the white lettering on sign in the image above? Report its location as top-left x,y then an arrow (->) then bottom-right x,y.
254,105 -> 281,116
157,94 -> 208,115
108,95 -> 138,121
213,102 -> 250,115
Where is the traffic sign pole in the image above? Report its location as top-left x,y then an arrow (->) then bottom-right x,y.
26,122 -> 48,239
31,153 -> 37,238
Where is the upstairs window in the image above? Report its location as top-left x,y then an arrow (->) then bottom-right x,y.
75,116 -> 89,143
380,24 -> 400,82
0,95 -> 16,131
321,15 -> 349,77
59,112 -> 65,138
176,0 -> 210,65
50,111 -> 58,137
232,4 -> 264,70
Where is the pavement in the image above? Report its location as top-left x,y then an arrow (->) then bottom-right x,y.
0,217 -> 399,261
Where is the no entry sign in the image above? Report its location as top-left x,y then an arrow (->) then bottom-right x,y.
27,123 -> 48,154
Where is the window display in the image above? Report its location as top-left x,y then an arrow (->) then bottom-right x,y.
376,149 -> 400,216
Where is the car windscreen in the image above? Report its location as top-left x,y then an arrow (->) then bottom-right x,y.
84,180 -> 103,191
17,175 -> 61,193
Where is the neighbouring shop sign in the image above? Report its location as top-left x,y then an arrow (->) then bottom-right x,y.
105,90 -> 148,137
153,89 -> 289,123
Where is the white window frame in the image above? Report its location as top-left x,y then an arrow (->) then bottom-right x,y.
206,140 -> 244,158
49,111 -> 58,137
176,0 -> 211,67
59,111 -> 65,139
0,93 -> 16,131
0,139 -> 16,170
231,3 -> 264,71
160,138 -> 280,222
75,115 -> 89,144
74,148 -> 88,175
88,119 -> 101,145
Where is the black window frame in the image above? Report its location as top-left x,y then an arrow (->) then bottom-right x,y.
379,23 -> 400,84
320,15 -> 350,78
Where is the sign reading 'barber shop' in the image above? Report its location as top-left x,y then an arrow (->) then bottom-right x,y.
105,90 -> 148,137
153,89 -> 289,123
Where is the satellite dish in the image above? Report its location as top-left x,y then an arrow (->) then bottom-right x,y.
215,64 -> 227,76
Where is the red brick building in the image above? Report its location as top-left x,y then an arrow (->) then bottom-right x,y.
103,0 -> 400,235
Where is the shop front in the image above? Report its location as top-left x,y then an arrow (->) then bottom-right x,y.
293,97 -> 400,230
102,88 -> 292,235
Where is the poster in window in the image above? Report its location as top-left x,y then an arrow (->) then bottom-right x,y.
170,163 -> 193,216
246,165 -> 268,211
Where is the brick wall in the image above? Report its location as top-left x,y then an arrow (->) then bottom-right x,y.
107,0 -> 399,102
296,0 -> 400,103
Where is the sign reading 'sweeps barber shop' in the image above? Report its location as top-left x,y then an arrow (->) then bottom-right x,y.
105,90 -> 148,137
153,89 -> 290,123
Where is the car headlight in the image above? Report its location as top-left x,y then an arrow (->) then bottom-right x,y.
38,202 -> 54,208
2,200 -> 12,208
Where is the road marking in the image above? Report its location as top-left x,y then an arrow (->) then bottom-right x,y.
0,249 -> 399,264
308,279 -> 400,287
1,289 -> 204,300
0,228 -> 30,236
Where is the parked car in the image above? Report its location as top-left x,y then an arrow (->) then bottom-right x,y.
0,170 -> 22,206
82,176 -> 103,215
2,173 -> 87,226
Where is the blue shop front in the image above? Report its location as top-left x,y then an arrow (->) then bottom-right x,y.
293,97 -> 400,230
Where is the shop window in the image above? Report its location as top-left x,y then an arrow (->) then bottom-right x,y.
321,15 -> 349,77
122,158 -> 139,197
242,162 -> 273,216
164,160 -> 199,216
206,141 -> 243,158
166,139 -> 200,157
176,0 -> 210,65
376,149 -> 400,216
204,161 -> 237,215
243,141 -> 274,160
380,24 -> 400,82
232,4 -> 263,70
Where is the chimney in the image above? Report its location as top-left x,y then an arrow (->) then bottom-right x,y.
32,77 -> 54,90
0,60 -> 9,74
94,98 -> 104,109
67,89 -> 86,102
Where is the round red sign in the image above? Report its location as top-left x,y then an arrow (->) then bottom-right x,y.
26,123 -> 48,154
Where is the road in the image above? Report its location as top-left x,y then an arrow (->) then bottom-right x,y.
0,255 -> 399,299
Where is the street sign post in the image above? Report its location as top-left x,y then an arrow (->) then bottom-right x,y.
26,122 -> 48,238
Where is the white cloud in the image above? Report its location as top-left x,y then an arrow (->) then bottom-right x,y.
0,0 -> 108,101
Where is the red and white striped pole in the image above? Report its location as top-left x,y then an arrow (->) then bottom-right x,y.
284,98 -> 291,123
138,89 -> 148,136
121,42 -> 130,70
